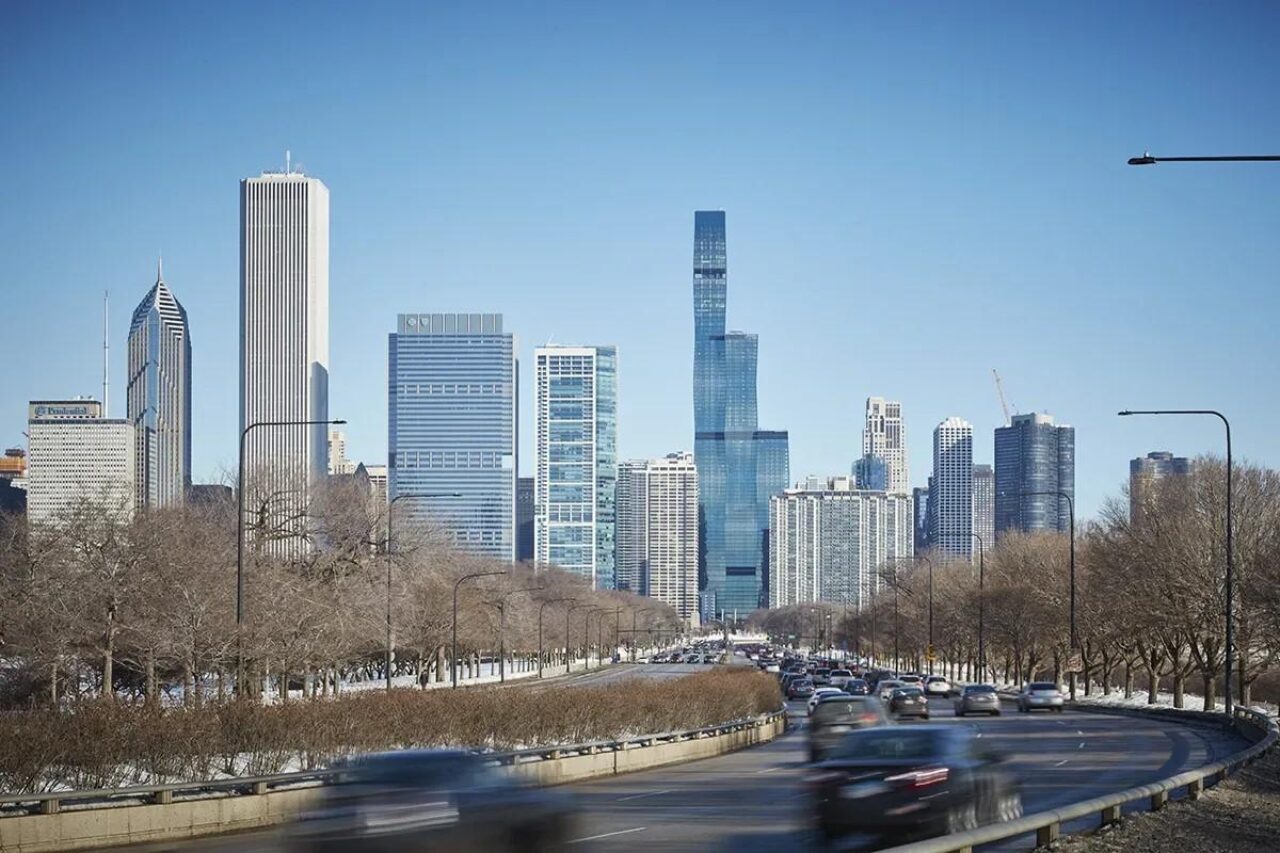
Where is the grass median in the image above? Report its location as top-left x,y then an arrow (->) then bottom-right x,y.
0,668 -> 782,794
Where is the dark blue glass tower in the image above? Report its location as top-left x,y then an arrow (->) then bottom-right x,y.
693,211 -> 789,617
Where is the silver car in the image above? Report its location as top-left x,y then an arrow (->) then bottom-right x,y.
1017,681 -> 1065,712
954,684 -> 1002,716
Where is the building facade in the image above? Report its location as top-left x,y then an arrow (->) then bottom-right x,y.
328,429 -> 357,476
931,417 -> 973,559
26,401 -> 135,524
769,478 -> 913,609
972,463 -> 994,553
534,344 -> 617,587
856,397 -> 908,494
516,476 -> 535,562
389,313 -> 516,560
692,210 -> 790,616
912,484 -> 932,552
615,453 -> 699,620
994,412 -> 1075,538
1129,451 -> 1191,519
240,169 -> 330,547
126,259 -> 191,510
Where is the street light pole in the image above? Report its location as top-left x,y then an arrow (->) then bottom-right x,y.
972,532 -> 986,683
1128,152 -> 1280,166
492,585 -> 542,683
1020,489 -> 1076,699
451,570 -> 506,689
386,491 -> 460,691
1120,409 -> 1234,715
538,598 -> 575,678
236,417 -> 345,697
566,604 -> 590,672
914,553 -> 935,676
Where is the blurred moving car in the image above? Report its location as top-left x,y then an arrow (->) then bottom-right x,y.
808,727 -> 1022,843
899,674 -> 924,688
1017,682 -> 1065,713
811,668 -> 833,686
924,675 -> 951,697
876,679 -> 906,702
888,687 -> 930,719
954,684 -> 1002,717
828,669 -> 854,689
808,696 -> 889,762
807,687 -> 847,714
788,677 -> 816,700
844,678 -> 870,696
289,749 -> 577,852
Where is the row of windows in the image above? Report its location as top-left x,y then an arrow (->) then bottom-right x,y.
395,451 -> 514,469
397,383 -> 512,396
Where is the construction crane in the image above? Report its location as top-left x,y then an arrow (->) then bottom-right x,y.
992,369 -> 1014,426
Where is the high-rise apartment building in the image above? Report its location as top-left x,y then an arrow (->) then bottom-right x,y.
516,476 -> 535,562
1129,451 -> 1191,519
912,484 -> 932,551
26,401 -> 135,524
535,345 -> 617,587
328,429 -> 356,476
616,453 -> 700,620
994,413 -> 1075,538
972,463 -> 994,552
389,313 -> 516,560
240,168 -> 330,546
769,478 -> 913,608
931,417 -> 973,559
126,259 -> 191,510
692,210 -> 790,616
856,398 -> 908,494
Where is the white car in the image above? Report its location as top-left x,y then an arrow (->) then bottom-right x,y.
876,679 -> 906,702
807,687 -> 845,714
924,675 -> 951,697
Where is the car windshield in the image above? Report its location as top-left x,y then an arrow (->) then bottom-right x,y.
1030,682 -> 1059,691
347,753 -> 487,788
830,728 -> 947,760
830,670 -> 852,677
895,687 -> 923,697
964,685 -> 996,694
880,681 -> 902,690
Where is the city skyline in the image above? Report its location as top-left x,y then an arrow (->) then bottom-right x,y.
5,4 -> 1279,525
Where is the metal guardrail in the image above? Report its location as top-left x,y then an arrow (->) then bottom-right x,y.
881,704 -> 1278,853
0,708 -> 787,817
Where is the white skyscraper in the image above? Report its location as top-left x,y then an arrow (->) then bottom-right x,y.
328,429 -> 356,476
534,345 -> 617,588
769,478 -> 912,609
240,167 -> 330,546
931,417 -> 973,559
858,397 -> 909,494
972,463 -> 995,556
26,401 -> 135,525
127,259 -> 191,509
616,453 -> 700,622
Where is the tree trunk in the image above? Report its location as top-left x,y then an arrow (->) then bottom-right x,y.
102,616 -> 115,702
1123,660 -> 1134,698
50,661 -> 58,706
1202,674 -> 1216,711
145,652 -> 157,706
1172,672 -> 1185,708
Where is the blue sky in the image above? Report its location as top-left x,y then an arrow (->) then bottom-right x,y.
3,1 -> 1278,519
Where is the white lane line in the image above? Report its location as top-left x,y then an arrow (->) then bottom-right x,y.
756,766 -> 783,774
1078,741 -> 1086,749
1054,759 -> 1069,767
615,789 -> 671,802
1076,729 -> 1085,735
569,827 -> 648,844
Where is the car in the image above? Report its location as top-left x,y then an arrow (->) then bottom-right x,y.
876,679 -> 906,702
811,668 -> 833,686
843,678 -> 870,696
899,674 -> 924,687
1017,682 -> 1065,713
807,687 -> 847,714
808,726 -> 1022,843
954,684 -> 1002,717
828,669 -> 854,689
924,675 -> 951,697
288,749 -> 577,852
763,663 -> 781,673
807,695 -> 890,762
888,687 -> 930,719
788,678 -> 816,700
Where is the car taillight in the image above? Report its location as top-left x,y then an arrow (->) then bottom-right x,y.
885,767 -> 950,789
860,713 -> 879,723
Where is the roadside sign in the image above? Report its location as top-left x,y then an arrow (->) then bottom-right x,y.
1066,652 -> 1084,673
925,645 -> 937,662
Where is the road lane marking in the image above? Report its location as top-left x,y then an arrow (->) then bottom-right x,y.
1077,729 -> 1085,735
756,766 -> 783,774
1078,742 -> 1086,749
1054,759 -> 1069,767
569,827 -> 648,844
615,789 -> 671,802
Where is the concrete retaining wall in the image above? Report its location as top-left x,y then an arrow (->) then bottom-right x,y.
0,715 -> 786,852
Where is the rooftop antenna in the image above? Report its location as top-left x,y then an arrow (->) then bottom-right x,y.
103,290 -> 110,416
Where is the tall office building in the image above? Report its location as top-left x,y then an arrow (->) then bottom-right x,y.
616,453 -> 700,620
769,478 -> 912,608
389,313 -> 516,560
26,401 -> 135,524
516,476 -> 535,562
364,464 -> 388,515
534,345 -> 616,587
972,463 -> 994,553
692,210 -> 789,616
328,429 -> 357,476
1129,451 -> 1190,520
931,417 -> 973,559
856,398 -> 908,493
912,484 -> 932,551
240,167 -> 330,546
126,259 -> 191,510
994,413 -> 1075,538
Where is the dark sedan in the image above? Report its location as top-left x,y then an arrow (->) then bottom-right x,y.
843,678 -> 870,696
808,727 -> 1022,844
288,749 -> 577,852
808,695 -> 889,762
788,677 -> 816,700
954,684 -> 1002,717
888,687 -> 930,719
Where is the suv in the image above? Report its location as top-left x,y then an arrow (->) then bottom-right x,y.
811,668 -> 833,686
808,696 -> 889,762
1017,682 -> 1065,713
924,675 -> 951,697
828,669 -> 854,689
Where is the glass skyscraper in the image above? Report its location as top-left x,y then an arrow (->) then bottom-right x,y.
388,313 -> 516,560
534,345 -> 617,589
994,412 -> 1075,539
692,210 -> 789,617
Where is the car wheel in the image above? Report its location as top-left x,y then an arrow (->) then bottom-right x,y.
996,790 -> 1023,822
945,801 -> 979,833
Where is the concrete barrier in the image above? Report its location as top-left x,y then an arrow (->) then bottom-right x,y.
0,713 -> 786,852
